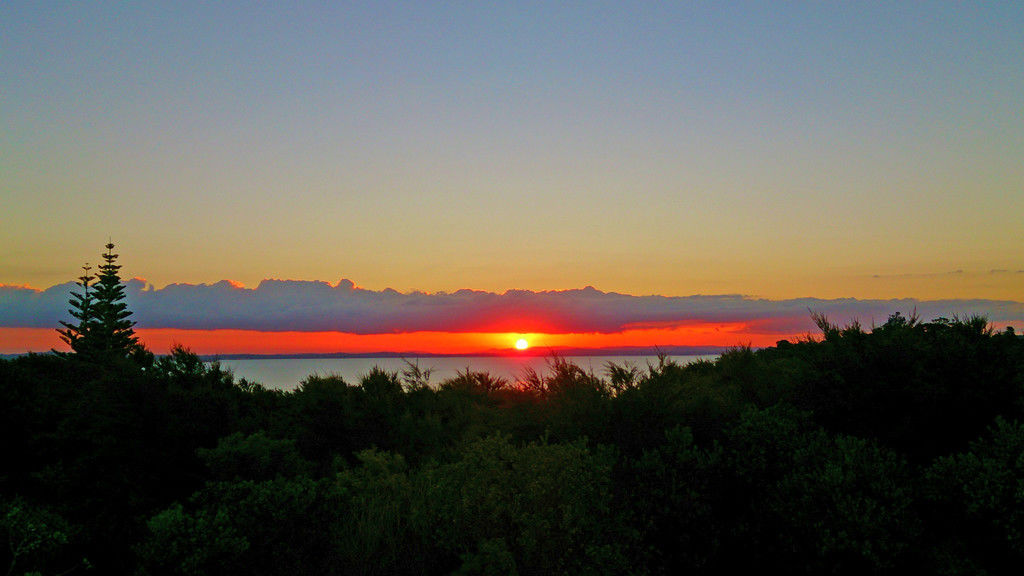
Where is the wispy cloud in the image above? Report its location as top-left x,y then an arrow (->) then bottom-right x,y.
3,279 -> 1022,335
870,270 -> 965,279
869,269 -> 1024,279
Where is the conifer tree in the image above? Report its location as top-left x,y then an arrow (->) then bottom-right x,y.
90,242 -> 141,360
57,242 -> 148,363
56,263 -> 97,355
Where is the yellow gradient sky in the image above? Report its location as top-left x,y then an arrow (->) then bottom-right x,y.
3,3 -> 1022,310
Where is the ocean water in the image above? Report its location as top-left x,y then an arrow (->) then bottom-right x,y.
214,355 -> 715,390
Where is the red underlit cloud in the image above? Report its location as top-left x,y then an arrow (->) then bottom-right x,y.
0,324 -> 792,356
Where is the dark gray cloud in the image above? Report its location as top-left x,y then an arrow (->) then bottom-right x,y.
2,279 -> 1022,334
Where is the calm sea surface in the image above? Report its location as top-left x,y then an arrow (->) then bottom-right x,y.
214,355 -> 715,390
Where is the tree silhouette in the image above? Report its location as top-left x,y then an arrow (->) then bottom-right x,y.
56,263 -> 97,356
89,242 -> 140,360
57,242 -> 148,363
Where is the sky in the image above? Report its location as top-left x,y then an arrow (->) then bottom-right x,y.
2,2 -> 1022,354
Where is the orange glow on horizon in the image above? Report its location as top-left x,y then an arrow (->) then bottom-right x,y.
1,321 -> 803,356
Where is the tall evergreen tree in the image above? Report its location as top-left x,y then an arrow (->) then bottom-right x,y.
90,242 -> 141,360
57,242 -> 148,363
56,263 -> 97,355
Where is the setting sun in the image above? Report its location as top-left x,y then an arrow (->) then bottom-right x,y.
514,338 -> 529,350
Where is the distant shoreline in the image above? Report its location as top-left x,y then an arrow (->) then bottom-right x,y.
3,345 -> 732,361
197,346 -> 730,361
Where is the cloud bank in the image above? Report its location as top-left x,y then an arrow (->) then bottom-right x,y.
3,278 -> 1023,336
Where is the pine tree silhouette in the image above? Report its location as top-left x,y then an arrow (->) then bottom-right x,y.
57,242 -> 147,363
56,263 -> 96,356
90,242 -> 141,359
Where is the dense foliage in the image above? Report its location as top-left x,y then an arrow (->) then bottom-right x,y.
2,313 -> 1023,575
